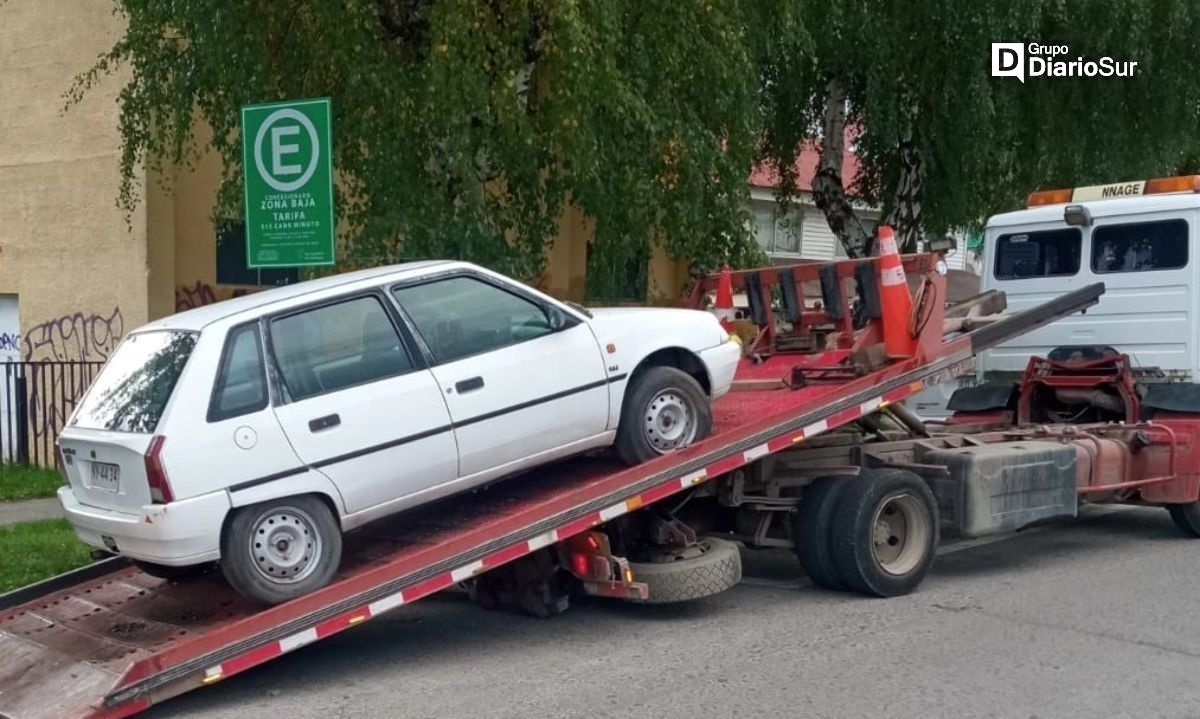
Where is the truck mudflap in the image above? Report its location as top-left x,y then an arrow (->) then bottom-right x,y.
0,278 -> 1104,719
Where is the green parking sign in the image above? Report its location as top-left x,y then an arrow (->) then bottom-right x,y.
241,98 -> 336,268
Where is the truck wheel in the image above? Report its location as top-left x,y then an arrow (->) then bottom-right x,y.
616,366 -> 713,465
792,477 -> 849,590
220,495 -> 342,605
1168,502 -> 1200,537
830,469 -> 938,598
627,538 -> 741,604
133,560 -> 214,583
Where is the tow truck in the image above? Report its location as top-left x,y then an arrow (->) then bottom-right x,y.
5,251 -> 1182,719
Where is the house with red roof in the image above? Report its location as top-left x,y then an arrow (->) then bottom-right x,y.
746,144 -> 877,262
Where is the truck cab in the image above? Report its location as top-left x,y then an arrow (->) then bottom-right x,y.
981,176 -> 1199,384
924,175 -> 1200,421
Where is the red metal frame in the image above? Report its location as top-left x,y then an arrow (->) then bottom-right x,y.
684,255 -> 941,360
1016,353 -> 1142,424
949,351 -> 1200,504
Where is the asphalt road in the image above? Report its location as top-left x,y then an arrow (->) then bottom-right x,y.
154,505 -> 1200,719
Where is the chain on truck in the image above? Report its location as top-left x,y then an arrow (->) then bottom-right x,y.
8,240 -> 1200,719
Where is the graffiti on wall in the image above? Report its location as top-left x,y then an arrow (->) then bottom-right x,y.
21,306 -> 124,362
175,281 -> 253,312
24,362 -> 102,464
0,332 -> 20,355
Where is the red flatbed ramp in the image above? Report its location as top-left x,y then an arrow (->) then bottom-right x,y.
0,282 -> 1102,719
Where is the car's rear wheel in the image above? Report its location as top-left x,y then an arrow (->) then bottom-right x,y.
616,366 -> 713,465
220,495 -> 342,605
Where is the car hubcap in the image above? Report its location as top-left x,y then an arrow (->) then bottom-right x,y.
249,507 -> 322,584
643,389 -> 698,453
870,493 -> 929,576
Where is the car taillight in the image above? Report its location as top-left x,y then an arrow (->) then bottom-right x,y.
145,435 -> 175,504
56,445 -> 70,485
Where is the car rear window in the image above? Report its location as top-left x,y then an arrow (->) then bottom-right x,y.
71,330 -> 197,433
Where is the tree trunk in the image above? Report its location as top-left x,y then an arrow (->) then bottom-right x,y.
885,98 -> 924,254
810,79 -> 873,258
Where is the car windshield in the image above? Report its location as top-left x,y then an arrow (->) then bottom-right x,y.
71,330 -> 198,433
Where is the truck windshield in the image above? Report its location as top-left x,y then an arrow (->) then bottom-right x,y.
994,228 -> 1081,280
71,330 -> 197,433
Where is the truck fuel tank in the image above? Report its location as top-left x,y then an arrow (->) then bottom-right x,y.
923,441 -> 1078,538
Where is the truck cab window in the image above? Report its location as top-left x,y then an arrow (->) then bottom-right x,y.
1091,219 -> 1188,273
994,228 -> 1082,280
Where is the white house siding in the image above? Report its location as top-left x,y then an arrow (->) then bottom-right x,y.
749,189 -> 972,274
749,188 -> 876,263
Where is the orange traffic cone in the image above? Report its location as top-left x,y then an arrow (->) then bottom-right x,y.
714,265 -> 736,336
877,226 -> 917,359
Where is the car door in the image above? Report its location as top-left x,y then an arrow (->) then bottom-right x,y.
267,291 -> 458,514
391,273 -> 609,478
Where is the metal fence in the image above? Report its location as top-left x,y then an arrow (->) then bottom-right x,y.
1,361 -> 104,468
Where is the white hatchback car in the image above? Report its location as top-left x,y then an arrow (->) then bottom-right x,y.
57,261 -> 740,603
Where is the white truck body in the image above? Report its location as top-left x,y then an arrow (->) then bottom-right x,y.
908,180 -> 1200,421
980,192 -> 1198,382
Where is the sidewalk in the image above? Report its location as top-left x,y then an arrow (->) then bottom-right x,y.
0,497 -> 63,528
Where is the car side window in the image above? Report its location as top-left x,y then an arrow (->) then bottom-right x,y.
392,276 -> 554,364
270,295 -> 414,402
208,324 -> 268,422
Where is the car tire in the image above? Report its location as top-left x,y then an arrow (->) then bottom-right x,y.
792,476 -> 850,591
627,538 -> 742,604
133,560 -> 214,583
220,495 -> 343,605
616,366 -> 713,465
1168,501 -> 1200,537
829,469 -> 939,598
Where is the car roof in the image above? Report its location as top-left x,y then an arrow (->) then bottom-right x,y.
141,260 -> 457,332
987,193 -> 1200,229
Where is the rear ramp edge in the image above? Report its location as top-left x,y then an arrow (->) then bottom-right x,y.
0,557 -> 130,612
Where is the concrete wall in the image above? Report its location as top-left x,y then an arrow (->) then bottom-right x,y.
0,0 -> 146,361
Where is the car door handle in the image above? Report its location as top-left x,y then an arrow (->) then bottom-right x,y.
455,376 -> 485,394
308,414 -> 341,432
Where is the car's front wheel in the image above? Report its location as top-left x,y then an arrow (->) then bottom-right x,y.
616,366 -> 713,465
220,495 -> 342,605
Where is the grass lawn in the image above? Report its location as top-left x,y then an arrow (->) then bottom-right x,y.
0,519 -> 91,593
0,464 -> 62,501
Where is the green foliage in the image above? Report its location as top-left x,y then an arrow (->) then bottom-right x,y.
68,0 -> 1200,268
0,464 -> 63,502
71,0 -> 801,285
0,520 -> 91,593
762,0 -> 1200,250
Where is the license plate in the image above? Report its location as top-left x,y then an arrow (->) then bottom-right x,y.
89,462 -> 120,492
